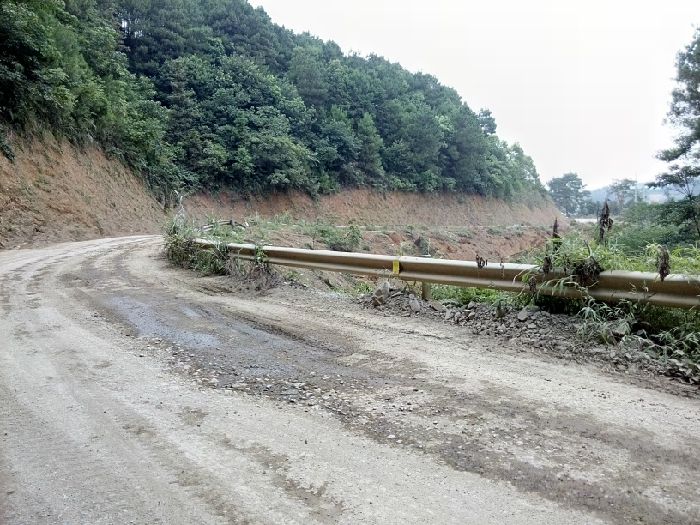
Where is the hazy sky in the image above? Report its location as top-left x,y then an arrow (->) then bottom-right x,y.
249,0 -> 699,189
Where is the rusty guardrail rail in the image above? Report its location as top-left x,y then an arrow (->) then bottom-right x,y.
191,238 -> 700,309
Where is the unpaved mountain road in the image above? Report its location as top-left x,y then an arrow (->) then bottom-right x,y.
1,237 -> 698,525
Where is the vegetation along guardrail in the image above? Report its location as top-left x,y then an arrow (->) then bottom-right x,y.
191,238 -> 700,310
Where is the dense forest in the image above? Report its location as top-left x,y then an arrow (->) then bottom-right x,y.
1,0 -> 545,200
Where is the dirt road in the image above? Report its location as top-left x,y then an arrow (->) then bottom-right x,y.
1,237 -> 698,524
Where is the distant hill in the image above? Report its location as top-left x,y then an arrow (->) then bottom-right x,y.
589,184 -> 669,204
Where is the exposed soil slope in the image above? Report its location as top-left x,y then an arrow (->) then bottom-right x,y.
0,136 -> 564,252
183,190 -> 566,261
0,135 -> 165,248
186,188 -> 563,228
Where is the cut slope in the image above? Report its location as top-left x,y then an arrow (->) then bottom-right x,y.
186,189 -> 563,228
0,135 -> 165,248
0,136 -> 563,252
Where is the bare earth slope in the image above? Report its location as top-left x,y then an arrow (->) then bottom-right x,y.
0,136 -> 165,248
185,188 -> 562,228
1,237 -> 698,524
0,137 -> 563,252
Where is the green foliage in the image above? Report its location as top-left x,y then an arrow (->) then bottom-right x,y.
520,213 -> 700,381
576,298 -> 700,382
523,219 -> 700,276
597,201 -> 698,253
310,222 -> 363,252
164,217 -> 230,275
578,300 -> 636,345
161,53 -> 315,193
652,28 -> 700,240
0,0 -> 179,190
355,112 -> 385,185
431,285 -> 515,306
0,0 -> 545,199
547,172 -> 590,217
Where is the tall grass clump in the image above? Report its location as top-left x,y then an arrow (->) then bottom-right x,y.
518,214 -> 700,382
164,216 -> 233,275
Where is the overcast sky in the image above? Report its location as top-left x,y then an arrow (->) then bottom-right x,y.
249,0 -> 699,189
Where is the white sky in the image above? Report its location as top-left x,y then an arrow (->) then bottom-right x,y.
249,0 -> 699,190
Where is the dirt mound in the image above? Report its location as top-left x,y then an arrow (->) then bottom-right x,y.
185,188 -> 564,229
0,134 -> 165,248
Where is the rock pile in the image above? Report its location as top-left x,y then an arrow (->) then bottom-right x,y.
360,282 -> 669,377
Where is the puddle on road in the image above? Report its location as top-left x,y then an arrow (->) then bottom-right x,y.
101,294 -> 370,383
107,296 -> 221,349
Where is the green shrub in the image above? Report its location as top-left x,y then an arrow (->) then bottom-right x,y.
431,285 -> 517,306
310,222 -> 363,252
164,216 -> 231,275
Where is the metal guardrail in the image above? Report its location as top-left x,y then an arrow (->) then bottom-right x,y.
191,238 -> 700,309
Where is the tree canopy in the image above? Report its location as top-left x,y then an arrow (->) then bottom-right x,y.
652,28 -> 700,239
1,0 -> 546,200
547,173 -> 590,217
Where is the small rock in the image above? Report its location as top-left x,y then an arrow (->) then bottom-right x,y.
408,294 -> 422,314
281,389 -> 299,396
466,301 -> 477,310
527,323 -> 537,330
429,300 -> 446,313
517,309 -> 530,322
371,281 -> 391,306
467,311 -> 476,321
612,321 -> 631,339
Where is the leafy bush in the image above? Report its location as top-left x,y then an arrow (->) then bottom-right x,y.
309,222 -> 363,252
523,230 -> 700,276
431,285 -> 517,306
164,217 -> 230,275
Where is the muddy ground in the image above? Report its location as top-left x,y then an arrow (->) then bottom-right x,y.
1,236 -> 699,524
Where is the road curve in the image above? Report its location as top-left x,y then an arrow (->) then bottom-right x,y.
0,236 -> 698,524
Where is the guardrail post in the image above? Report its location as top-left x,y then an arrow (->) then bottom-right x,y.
419,254 -> 433,300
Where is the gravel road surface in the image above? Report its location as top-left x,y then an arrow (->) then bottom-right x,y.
1,236 -> 698,524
